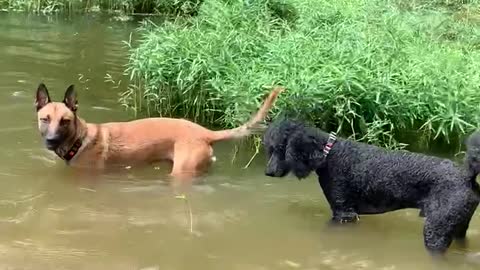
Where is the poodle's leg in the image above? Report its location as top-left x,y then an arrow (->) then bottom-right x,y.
332,205 -> 359,223
423,201 -> 463,256
423,216 -> 454,256
454,226 -> 469,249
454,221 -> 470,240
317,173 -> 359,224
329,180 -> 359,224
453,208 -> 476,249
318,178 -> 355,225
423,196 -> 478,255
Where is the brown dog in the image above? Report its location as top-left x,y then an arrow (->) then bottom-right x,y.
35,83 -> 282,180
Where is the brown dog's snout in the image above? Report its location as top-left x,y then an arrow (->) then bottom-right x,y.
46,136 -> 60,143
45,132 -> 62,150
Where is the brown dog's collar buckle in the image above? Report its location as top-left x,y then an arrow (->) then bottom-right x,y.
63,138 -> 83,161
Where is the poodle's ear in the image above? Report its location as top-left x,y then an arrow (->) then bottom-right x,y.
286,133 -> 322,162
285,132 -> 322,179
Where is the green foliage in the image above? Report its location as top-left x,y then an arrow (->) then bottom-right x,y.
394,0 -> 480,11
123,0 -> 480,150
0,0 -> 203,15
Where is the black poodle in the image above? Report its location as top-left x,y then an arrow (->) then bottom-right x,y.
262,117 -> 480,255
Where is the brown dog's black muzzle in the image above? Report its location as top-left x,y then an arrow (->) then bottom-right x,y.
45,133 -> 63,150
45,139 -> 61,150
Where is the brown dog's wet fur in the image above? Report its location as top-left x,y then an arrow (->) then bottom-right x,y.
35,83 -> 282,181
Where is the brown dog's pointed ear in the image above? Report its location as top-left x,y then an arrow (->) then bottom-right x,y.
35,83 -> 51,111
63,84 -> 78,112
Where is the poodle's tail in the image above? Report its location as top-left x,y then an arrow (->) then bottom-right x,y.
465,131 -> 480,182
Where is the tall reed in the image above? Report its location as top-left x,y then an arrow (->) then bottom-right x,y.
1,0 -> 203,14
123,0 -> 480,150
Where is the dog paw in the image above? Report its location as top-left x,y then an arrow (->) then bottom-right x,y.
340,217 -> 360,224
334,213 -> 360,224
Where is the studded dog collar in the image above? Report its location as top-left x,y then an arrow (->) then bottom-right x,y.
57,138 -> 83,162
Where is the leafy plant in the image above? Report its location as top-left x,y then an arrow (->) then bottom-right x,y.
1,0 -> 203,15
123,0 -> 480,150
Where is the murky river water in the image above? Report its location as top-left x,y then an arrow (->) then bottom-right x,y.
1,12 -> 480,270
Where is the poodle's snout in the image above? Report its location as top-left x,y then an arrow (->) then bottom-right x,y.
265,164 -> 288,177
265,169 -> 275,177
265,155 -> 279,177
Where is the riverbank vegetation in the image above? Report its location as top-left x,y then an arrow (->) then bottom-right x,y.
0,0 -> 203,15
123,0 -> 480,151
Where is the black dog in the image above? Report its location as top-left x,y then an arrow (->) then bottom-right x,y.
263,117 -> 480,255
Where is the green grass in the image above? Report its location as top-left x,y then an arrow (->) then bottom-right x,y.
0,0 -> 203,15
123,0 -> 480,151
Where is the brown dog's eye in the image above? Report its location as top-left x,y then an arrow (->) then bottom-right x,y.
40,117 -> 49,123
60,119 -> 71,126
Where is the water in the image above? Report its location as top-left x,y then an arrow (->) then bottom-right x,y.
0,12 -> 479,270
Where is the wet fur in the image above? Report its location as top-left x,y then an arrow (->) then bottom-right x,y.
35,83 -> 282,180
263,117 -> 480,255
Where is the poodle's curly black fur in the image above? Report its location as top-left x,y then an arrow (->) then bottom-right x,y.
262,117 -> 480,255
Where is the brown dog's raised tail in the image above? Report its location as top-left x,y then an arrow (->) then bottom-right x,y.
208,86 -> 284,142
